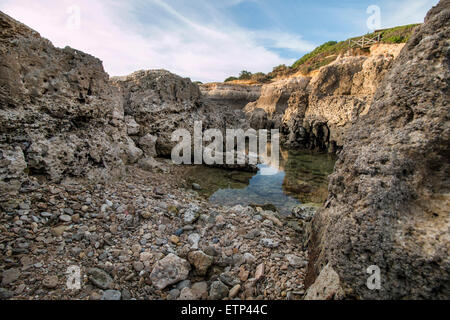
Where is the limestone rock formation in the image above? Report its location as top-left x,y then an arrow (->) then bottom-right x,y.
111,70 -> 247,159
0,11 -> 137,188
200,82 -> 261,110
245,76 -> 311,130
306,0 -> 449,299
243,43 -> 405,152
111,70 -> 205,157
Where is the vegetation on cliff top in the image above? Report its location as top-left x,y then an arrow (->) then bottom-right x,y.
224,24 -> 420,84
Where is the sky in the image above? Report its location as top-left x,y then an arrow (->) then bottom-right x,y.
0,0 -> 439,82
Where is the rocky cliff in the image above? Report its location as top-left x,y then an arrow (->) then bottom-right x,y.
111,72 -> 251,158
0,1 -> 448,301
0,11 -> 136,200
0,11 -> 253,208
200,82 -> 261,110
305,0 -> 449,299
111,70 -> 204,157
241,43 -> 405,152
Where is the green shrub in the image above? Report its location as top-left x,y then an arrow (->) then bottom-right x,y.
384,35 -> 405,43
292,41 -> 338,69
251,72 -> 269,83
224,76 -> 238,82
220,24 -> 420,83
239,70 -> 252,80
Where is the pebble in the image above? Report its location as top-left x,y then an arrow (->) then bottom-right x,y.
243,253 -> 256,265
229,284 -> 241,299
169,235 -> 180,245
121,289 -> 132,300
168,289 -> 180,300
176,280 -> 191,291
40,212 -> 53,218
255,263 -> 265,281
192,183 -> 202,191
42,275 -> 59,289
88,268 -> 113,290
1,268 -> 20,286
239,268 -> 250,282
183,204 -> 200,224
150,254 -> 191,290
188,233 -> 201,250
209,281 -> 229,300
260,238 -> 279,248
59,215 -> 71,222
101,290 -> 121,301
286,254 -> 308,268
133,261 -> 144,272
188,251 -> 214,276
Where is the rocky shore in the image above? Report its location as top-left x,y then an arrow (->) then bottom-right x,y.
200,44 -> 406,153
0,160 -> 308,300
1,0 -> 449,301
306,0 -> 449,299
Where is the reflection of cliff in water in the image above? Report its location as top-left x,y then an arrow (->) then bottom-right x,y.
183,149 -> 336,215
208,164 -> 301,215
281,150 -> 336,204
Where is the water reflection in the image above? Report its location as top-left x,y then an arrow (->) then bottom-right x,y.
183,149 -> 336,215
209,164 -> 300,215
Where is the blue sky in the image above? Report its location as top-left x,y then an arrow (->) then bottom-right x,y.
0,0 -> 439,82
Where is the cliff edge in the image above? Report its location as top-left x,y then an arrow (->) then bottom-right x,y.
305,0 -> 449,300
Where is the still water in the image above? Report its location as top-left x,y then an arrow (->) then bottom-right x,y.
184,150 -> 337,215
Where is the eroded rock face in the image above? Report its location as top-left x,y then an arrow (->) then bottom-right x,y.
111,70 -> 205,157
306,0 -> 449,299
245,77 -> 311,130
200,82 -> 262,110
244,43 -> 405,152
304,44 -> 401,150
0,146 -> 27,203
0,12 -> 137,185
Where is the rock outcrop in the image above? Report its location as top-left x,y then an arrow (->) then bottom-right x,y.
200,82 -> 261,110
0,11 -> 136,192
305,0 -> 449,299
0,10 -> 257,207
243,43 -> 405,152
111,70 -> 206,157
245,77 -> 310,130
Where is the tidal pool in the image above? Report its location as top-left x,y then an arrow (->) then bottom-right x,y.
183,150 -> 337,215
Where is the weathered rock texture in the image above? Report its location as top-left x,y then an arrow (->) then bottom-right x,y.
245,77 -> 310,130
306,0 -> 449,299
0,10 -> 255,206
243,43 -> 405,152
111,70 -> 206,157
200,82 -> 261,110
111,71 -> 250,160
0,11 -> 136,193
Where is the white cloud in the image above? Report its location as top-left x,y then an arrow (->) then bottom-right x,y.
380,0 -> 439,28
251,31 -> 316,53
0,0 -> 313,82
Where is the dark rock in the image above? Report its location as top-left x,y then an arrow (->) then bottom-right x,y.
306,1 -> 450,300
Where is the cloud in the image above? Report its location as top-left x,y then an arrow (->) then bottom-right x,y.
379,0 -> 440,28
0,0 -> 313,82
251,31 -> 316,53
